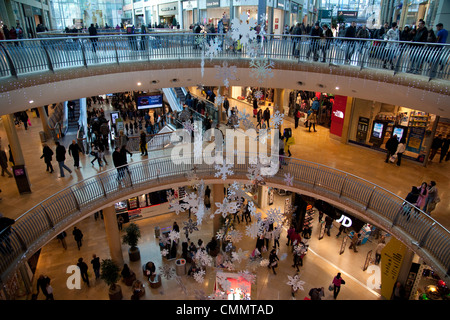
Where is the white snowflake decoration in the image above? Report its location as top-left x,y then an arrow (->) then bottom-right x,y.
249,58 -> 275,84
254,90 -> 263,100
223,260 -> 235,271
195,203 -> 206,226
161,248 -> 169,257
215,61 -> 237,87
205,37 -> 222,60
238,270 -> 257,284
260,259 -> 270,267
286,274 -> 306,292
159,265 -> 175,280
168,230 -> 180,243
183,120 -> 195,133
216,272 -> 232,292
215,92 -> 225,105
238,109 -> 255,130
214,162 -> 234,180
183,218 -> 199,234
183,192 -> 199,214
194,250 -> 213,267
270,109 -> 285,129
169,200 -> 187,215
230,13 -> 258,46
231,248 -> 249,263
246,162 -> 265,184
266,207 -> 285,226
245,222 -> 262,239
283,172 -> 294,186
226,229 -> 243,243
214,198 -> 239,218
193,269 -> 206,283
216,229 -> 225,240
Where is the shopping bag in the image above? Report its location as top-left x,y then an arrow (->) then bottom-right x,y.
389,154 -> 397,163
27,119 -> 32,126
328,284 -> 333,291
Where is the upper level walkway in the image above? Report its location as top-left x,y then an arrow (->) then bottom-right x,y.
0,33 -> 449,118
0,98 -> 449,286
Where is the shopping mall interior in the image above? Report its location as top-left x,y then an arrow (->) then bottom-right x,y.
0,24 -> 449,304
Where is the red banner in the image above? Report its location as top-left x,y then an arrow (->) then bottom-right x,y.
330,95 -> 347,137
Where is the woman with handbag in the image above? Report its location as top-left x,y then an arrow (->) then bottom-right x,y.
332,272 -> 345,299
268,249 -> 280,275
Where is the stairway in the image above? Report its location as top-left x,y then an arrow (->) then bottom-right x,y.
174,87 -> 186,105
67,99 -> 80,133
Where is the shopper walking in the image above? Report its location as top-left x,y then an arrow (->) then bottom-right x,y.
423,181 -> 440,215
375,238 -> 386,265
349,232 -> 360,252
439,134 -> 450,163
91,254 -> 101,280
324,215 -> 333,236
429,134 -> 443,162
307,111 -> 317,132
36,275 -> 51,300
77,257 -> 90,287
268,248 -> 279,275
395,137 -> 407,166
416,182 -> 428,209
68,140 -> 82,169
55,141 -> 72,177
309,287 -> 325,300
332,272 -> 345,299
385,134 -> 399,163
40,144 -> 54,173
263,107 -> 271,128
72,226 -> 83,250
140,130 -> 148,156
284,135 -> 295,157
0,147 -> 13,178
56,231 -> 67,250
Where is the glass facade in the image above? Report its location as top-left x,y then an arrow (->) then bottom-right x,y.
50,0 -> 124,29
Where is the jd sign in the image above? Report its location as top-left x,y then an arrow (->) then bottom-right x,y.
336,214 -> 352,228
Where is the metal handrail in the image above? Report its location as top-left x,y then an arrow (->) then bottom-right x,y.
0,33 -> 449,80
0,151 -> 449,286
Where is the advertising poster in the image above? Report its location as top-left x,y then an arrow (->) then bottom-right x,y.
137,95 -> 163,109
380,237 -> 407,300
330,95 -> 347,137
372,122 -> 384,139
406,127 -> 425,153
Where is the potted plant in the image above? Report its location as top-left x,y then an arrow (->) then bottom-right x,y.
100,259 -> 122,300
122,223 -> 141,261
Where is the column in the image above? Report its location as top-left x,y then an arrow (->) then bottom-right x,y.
273,88 -> 285,113
38,106 -> 51,140
103,205 -> 124,267
211,184 -> 225,236
340,96 -> 354,144
1,113 -> 31,194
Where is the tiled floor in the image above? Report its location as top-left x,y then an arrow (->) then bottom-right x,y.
0,90 -> 448,300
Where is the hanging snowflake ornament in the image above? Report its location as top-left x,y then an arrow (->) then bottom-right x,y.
266,207 -> 286,226
214,198 -> 239,218
168,230 -> 180,243
223,260 -> 236,271
260,259 -> 270,267
159,265 -> 175,280
254,90 -> 264,100
166,190 -> 175,203
215,61 -> 238,87
183,218 -> 199,234
216,272 -> 232,292
238,270 -> 257,284
214,162 -> 234,180
238,109 -> 255,130
226,229 -> 243,243
270,109 -> 285,129
245,222 -> 262,239
205,37 -> 222,60
246,257 -> 263,271
194,250 -> 213,267
215,92 -> 225,105
193,269 -> 206,283
231,248 -> 249,263
283,172 -> 294,186
286,274 -> 306,292
216,228 -> 225,240
183,120 -> 195,133
183,192 -> 200,214
230,12 -> 258,46
246,162 -> 265,184
161,248 -> 169,257
169,200 -> 187,215
249,58 -> 275,84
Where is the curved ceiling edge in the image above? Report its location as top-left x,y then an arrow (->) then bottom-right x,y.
0,59 -> 449,118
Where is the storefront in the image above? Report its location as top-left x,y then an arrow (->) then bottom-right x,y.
115,189 -> 173,221
290,2 -> 301,25
183,0 -> 198,28
159,2 -> 179,26
205,0 -> 229,26
347,98 -> 447,164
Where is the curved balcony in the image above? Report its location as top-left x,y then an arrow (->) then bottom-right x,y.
0,34 -> 449,117
0,152 -> 448,286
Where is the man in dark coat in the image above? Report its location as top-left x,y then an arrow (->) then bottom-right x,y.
55,141 -> 72,177
77,257 -> 90,287
385,135 -> 399,163
263,107 -> 271,128
68,140 -> 82,169
344,21 -> 357,63
0,148 -> 13,178
72,226 -> 83,250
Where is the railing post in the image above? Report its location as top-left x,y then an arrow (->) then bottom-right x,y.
79,39 -> 88,67
41,42 -> 54,72
70,188 -> 81,211
113,38 -> 119,64
98,176 -> 107,197
40,205 -> 54,228
365,186 -> 376,211
0,43 -> 17,77
339,174 -> 348,198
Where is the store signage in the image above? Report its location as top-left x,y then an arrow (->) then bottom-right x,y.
319,9 -> 332,19
291,2 -> 299,12
380,237 -> 407,300
135,8 -> 144,15
336,214 -> 352,227
159,2 -> 178,16
206,0 -> 220,8
338,10 -> 358,19
330,95 -> 347,137
277,0 -> 285,9
406,127 -> 425,154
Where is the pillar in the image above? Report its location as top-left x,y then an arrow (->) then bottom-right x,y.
103,205 -> 124,267
340,96 -> 354,144
211,184 -> 225,236
1,114 -> 25,166
38,106 -> 51,140
273,88 -> 285,113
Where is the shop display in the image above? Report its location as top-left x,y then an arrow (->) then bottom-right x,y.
408,111 -> 430,128
356,117 -> 369,143
268,188 -> 274,206
128,197 -> 139,210
214,272 -> 252,300
359,224 -> 372,245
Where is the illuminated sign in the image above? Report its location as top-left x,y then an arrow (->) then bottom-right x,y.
336,214 -> 352,228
